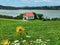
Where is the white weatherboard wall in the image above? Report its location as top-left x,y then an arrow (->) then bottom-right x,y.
28,16 -> 34,19
27,16 -> 34,20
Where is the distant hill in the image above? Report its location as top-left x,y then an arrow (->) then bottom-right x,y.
0,5 -> 60,10
0,5 -> 20,10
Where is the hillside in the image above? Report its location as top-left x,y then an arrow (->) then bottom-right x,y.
0,5 -> 20,10
0,5 -> 60,10
0,18 -> 60,45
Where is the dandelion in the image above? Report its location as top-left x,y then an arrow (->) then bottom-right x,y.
3,40 -> 10,45
16,26 -> 24,33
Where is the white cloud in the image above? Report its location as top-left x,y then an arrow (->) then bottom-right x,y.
21,0 -> 60,3
21,0 -> 31,3
34,0 -> 50,2
34,0 -> 40,2
34,0 -> 51,2
21,0 -> 28,2
42,0 -> 51,2
34,0 -> 60,3
42,0 -> 60,2
34,0 -> 44,3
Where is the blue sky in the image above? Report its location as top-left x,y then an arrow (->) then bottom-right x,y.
0,0 -> 60,7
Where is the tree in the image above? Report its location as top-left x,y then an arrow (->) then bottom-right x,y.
16,13 -> 24,19
32,12 -> 37,19
37,14 -> 43,20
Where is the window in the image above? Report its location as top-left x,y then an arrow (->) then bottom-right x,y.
28,16 -> 34,19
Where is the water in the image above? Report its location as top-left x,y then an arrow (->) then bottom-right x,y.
0,9 -> 60,18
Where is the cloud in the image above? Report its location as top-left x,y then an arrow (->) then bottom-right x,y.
21,0 -> 32,3
42,0 -> 51,2
42,0 -> 60,2
34,0 -> 40,2
21,0 -> 60,6
32,0 -> 51,2
29,0 -> 45,2
21,0 -> 28,2
34,0 -> 60,3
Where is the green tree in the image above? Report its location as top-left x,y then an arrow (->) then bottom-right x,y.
16,13 -> 24,19
32,12 -> 37,19
37,14 -> 43,20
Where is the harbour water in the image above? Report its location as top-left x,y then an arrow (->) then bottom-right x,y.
0,10 -> 60,18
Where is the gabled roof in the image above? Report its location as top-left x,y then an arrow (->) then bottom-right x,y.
25,12 -> 34,17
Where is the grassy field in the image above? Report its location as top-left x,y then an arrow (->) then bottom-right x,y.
0,18 -> 60,45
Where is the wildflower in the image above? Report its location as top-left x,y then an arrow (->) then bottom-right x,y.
30,40 -> 33,43
30,40 -> 34,45
26,35 -> 31,38
41,43 -> 45,45
30,43 -> 33,45
21,40 -> 26,43
11,43 -> 14,45
3,40 -> 10,45
44,42 -> 47,43
43,43 -> 46,45
13,40 -> 20,45
35,39 -> 42,43
14,40 -> 19,43
16,26 -> 24,33
46,39 -> 50,42
14,43 -> 20,45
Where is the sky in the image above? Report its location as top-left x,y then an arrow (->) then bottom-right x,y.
0,0 -> 60,7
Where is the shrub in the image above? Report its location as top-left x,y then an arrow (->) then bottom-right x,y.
15,13 -> 23,19
37,14 -> 43,20
42,18 -> 51,21
33,12 -> 37,19
51,18 -> 60,21
0,15 -> 14,19
32,12 -> 43,20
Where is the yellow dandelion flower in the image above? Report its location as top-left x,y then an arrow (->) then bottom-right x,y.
16,26 -> 24,33
3,40 -> 10,45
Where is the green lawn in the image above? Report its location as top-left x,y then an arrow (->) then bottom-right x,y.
0,18 -> 60,45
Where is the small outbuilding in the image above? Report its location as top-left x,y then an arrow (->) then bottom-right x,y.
23,12 -> 34,20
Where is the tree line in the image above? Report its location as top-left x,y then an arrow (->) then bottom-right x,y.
0,12 -> 43,20
0,12 -> 60,21
0,5 -> 60,10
